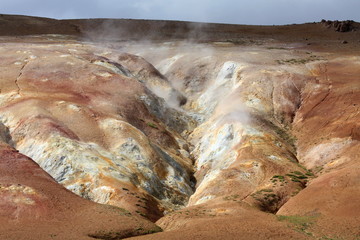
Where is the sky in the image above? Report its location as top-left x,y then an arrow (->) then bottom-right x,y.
1,0 -> 360,25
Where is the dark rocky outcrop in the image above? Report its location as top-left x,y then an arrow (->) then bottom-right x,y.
321,19 -> 358,32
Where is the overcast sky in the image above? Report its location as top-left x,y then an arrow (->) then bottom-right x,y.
1,0 -> 360,25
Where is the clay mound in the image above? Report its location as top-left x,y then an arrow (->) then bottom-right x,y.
276,57 -> 360,238
0,143 -> 161,240
127,202 -> 307,240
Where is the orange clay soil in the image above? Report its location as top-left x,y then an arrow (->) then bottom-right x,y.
0,143 -> 161,240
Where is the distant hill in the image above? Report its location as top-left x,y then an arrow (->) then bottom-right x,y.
1,14 -> 360,44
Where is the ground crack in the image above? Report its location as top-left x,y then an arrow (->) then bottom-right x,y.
15,59 -> 29,95
305,63 -> 332,116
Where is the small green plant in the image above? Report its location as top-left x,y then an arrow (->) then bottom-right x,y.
135,210 -> 147,217
147,122 -> 158,129
225,39 -> 247,45
101,204 -> 132,216
285,169 -> 315,187
276,55 -> 325,65
313,166 -> 324,174
272,175 -> 285,180
267,47 -> 288,50
272,124 -> 297,151
137,226 -> 163,234
223,194 -> 240,201
319,236 -> 344,240
271,175 -> 285,183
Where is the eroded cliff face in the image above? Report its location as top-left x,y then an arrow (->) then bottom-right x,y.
0,40 -> 199,221
0,125 -> 161,240
1,19 -> 360,239
130,42 -> 318,209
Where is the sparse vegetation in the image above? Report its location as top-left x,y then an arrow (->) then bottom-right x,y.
271,168 -> 314,189
271,175 -> 286,184
223,194 -> 240,201
136,210 -> 147,217
271,175 -> 288,187
136,226 -> 163,235
276,55 -> 325,65
272,124 -> 297,151
252,189 -> 287,213
168,208 -> 218,218
147,122 -> 159,129
286,170 -> 313,187
267,47 -> 288,50
101,204 -> 132,216
222,38 -> 263,45
319,236 -> 344,240
224,39 -> 247,45
272,175 -> 285,180
277,215 -> 317,236
313,166 -> 324,174
89,230 -> 130,240
89,225 -> 162,240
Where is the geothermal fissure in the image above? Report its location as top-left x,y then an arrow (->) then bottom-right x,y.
0,40 -> 317,222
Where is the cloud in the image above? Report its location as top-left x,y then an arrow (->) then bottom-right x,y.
1,0 -> 360,25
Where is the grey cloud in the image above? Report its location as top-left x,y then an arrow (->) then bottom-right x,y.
1,0 -> 360,25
